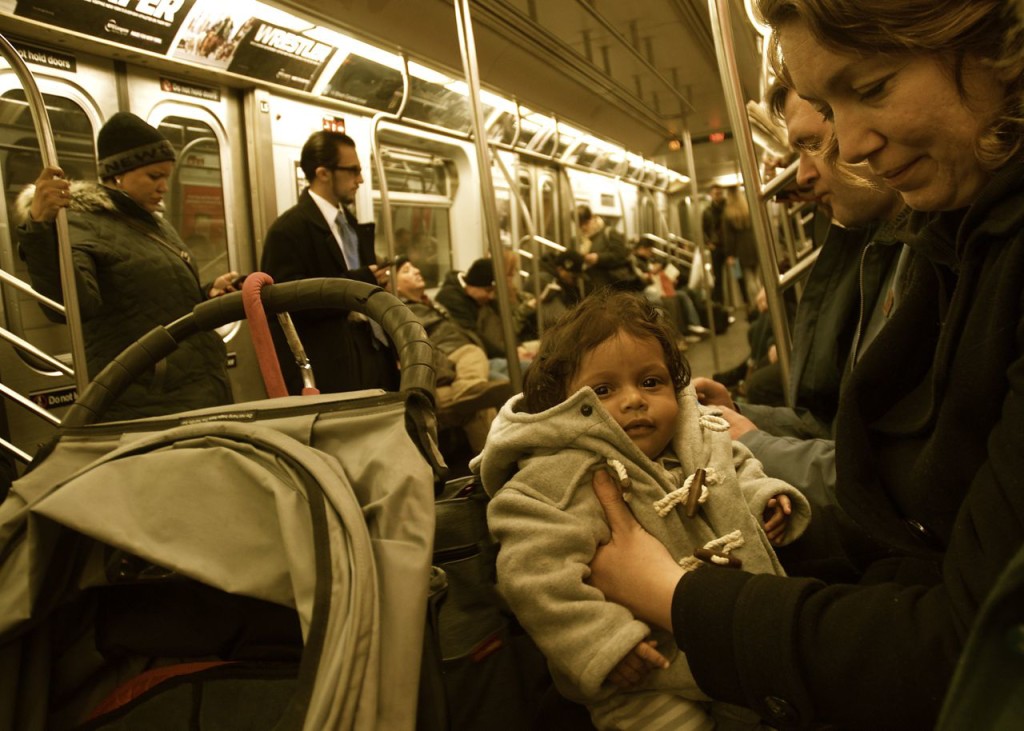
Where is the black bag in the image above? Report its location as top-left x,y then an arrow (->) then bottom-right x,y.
420,477 -> 551,731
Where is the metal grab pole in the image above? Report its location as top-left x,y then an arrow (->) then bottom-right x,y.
0,32 -> 89,395
707,0 -> 792,404
682,127 -> 721,372
492,151 -> 546,336
453,0 -> 522,391
369,52 -> 412,282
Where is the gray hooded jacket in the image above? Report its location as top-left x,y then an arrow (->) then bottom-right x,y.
472,384 -> 810,703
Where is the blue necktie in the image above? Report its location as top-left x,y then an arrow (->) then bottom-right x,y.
336,209 -> 361,270
336,209 -> 389,348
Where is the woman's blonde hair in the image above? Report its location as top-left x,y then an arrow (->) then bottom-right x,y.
722,187 -> 751,229
757,0 -> 1024,170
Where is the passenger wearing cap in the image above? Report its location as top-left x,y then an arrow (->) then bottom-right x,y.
435,257 -> 505,358
390,256 -> 513,453
531,249 -> 585,331
17,112 -> 235,420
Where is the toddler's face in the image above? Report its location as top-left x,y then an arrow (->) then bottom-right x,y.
568,331 -> 678,459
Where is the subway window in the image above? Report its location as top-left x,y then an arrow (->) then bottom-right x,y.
157,116 -> 230,285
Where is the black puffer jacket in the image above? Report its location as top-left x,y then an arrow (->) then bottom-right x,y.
673,161 -> 1024,730
17,181 -> 231,421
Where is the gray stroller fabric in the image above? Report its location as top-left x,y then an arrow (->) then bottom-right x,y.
0,391 -> 435,731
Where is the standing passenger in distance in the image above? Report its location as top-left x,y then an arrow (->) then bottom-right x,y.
474,290 -> 809,731
586,0 -> 1024,727
701,184 -> 727,305
260,131 -> 399,394
17,112 -> 235,421
719,188 -> 758,317
576,205 -> 643,293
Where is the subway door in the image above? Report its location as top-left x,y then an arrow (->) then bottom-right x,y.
0,55 -> 118,466
126,66 -> 265,403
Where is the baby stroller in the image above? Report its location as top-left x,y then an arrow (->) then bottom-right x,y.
0,279 -> 441,730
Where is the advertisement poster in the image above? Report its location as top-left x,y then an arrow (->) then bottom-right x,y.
173,6 -> 333,90
15,0 -> 197,55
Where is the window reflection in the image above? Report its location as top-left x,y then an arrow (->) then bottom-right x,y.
374,204 -> 451,289
157,116 -> 229,285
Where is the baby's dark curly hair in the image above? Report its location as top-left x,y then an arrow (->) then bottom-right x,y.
519,290 -> 690,414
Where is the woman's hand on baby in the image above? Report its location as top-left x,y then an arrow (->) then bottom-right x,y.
607,640 -> 669,689
763,494 -> 792,545
692,377 -> 735,410
589,469 -> 683,632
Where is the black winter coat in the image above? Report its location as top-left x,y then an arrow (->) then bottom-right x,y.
260,191 -> 398,394
673,162 -> 1024,730
17,182 -> 231,421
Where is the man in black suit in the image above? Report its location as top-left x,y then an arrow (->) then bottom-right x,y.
260,131 -> 399,393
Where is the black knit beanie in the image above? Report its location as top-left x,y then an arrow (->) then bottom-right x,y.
464,258 -> 495,287
97,112 -> 176,179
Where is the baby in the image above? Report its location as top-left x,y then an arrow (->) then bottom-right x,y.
473,290 -> 810,730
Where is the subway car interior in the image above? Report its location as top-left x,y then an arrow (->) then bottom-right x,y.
2,0 -> 1010,729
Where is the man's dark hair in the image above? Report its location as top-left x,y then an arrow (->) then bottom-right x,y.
576,204 -> 593,226
299,130 -> 356,182
520,289 -> 690,414
765,77 -> 793,125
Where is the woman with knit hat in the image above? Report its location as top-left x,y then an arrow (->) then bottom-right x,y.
17,112 -> 235,421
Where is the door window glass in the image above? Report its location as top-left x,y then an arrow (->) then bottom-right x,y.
374,204 -> 451,289
0,90 -> 94,369
157,116 -> 229,285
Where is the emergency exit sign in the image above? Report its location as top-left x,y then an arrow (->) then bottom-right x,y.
322,116 -> 346,133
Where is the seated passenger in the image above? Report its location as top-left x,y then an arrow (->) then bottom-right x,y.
392,257 -> 512,452
633,238 -> 709,344
435,258 -> 502,355
585,1 -> 1024,724
473,290 -> 809,731
694,79 -> 907,543
576,205 -> 644,293
535,249 -> 585,330
435,257 -> 532,378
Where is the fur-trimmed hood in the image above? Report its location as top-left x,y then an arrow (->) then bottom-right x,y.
13,180 -> 120,226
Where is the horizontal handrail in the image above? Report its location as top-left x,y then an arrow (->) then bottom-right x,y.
0,268 -> 66,315
0,325 -> 74,376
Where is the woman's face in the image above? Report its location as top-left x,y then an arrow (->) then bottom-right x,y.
116,161 -> 174,213
778,21 -> 1005,211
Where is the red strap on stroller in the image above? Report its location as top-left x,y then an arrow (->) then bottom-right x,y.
242,273 -> 290,399
241,273 -> 319,398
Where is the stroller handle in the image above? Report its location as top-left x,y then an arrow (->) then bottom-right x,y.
63,279 -> 436,427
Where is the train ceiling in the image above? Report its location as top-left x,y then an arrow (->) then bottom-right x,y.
0,0 -> 765,187
278,0 -> 765,187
